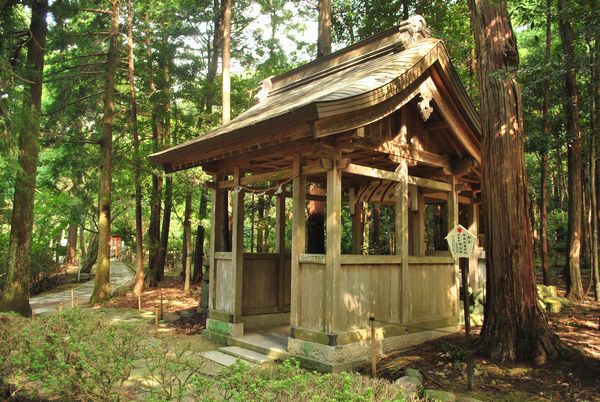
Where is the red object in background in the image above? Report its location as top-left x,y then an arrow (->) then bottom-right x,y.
112,235 -> 121,257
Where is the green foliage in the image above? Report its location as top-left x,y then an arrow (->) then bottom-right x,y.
190,358 -> 405,401
142,338 -> 206,402
439,342 -> 467,364
1,309 -> 148,401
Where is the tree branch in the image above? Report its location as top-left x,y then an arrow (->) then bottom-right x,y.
45,91 -> 104,116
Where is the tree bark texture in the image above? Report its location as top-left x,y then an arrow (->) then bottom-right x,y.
91,0 -> 120,304
317,0 -> 331,57
127,0 -> 145,297
183,191 -> 193,294
590,39 -> 600,301
157,176 -> 173,281
204,0 -> 221,113
65,223 -> 78,265
557,0 -> 584,300
467,0 -> 567,363
540,0 -> 552,286
0,0 -> 48,316
221,0 -> 231,123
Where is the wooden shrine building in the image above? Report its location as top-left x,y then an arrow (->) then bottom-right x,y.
150,16 -> 482,371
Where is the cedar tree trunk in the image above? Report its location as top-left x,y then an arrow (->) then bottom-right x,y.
557,0 -> 584,300
0,0 -> 48,316
90,0 -> 120,304
467,0 -> 567,363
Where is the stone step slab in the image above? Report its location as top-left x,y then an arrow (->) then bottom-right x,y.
220,345 -> 276,364
200,350 -> 240,367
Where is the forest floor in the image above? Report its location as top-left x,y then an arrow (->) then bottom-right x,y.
56,267 -> 599,401
371,282 -> 600,402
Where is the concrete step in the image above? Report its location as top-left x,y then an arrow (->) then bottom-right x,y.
220,345 -> 276,364
199,350 -> 241,367
229,333 -> 290,360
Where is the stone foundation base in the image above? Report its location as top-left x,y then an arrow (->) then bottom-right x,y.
287,325 -> 461,372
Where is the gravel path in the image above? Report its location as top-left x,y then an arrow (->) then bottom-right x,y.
30,259 -> 134,314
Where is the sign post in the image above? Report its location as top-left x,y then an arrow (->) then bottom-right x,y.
445,224 -> 477,391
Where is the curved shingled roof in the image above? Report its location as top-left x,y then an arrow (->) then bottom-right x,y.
150,19 -> 480,173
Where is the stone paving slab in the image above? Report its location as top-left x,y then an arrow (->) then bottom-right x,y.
30,259 -> 134,314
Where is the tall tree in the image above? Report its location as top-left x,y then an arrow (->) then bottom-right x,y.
557,0 -> 584,300
540,0 -> 552,286
221,0 -> 232,124
467,0 -> 566,362
127,0 -> 145,297
0,0 -> 48,316
90,0 -> 120,304
317,0 -> 331,57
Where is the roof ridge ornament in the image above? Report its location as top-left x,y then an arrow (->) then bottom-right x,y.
254,76 -> 273,103
399,15 -> 432,48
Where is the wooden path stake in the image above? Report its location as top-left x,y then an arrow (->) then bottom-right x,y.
460,258 -> 474,391
154,302 -> 159,325
370,313 -> 377,378
71,287 -> 75,308
58,302 -> 63,314
138,293 -> 141,310
160,289 -> 164,320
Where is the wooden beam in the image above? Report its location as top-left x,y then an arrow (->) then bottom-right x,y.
408,175 -> 452,192
290,155 -> 306,328
343,163 -> 397,181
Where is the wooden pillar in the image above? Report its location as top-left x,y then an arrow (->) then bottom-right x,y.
326,150 -> 342,333
396,160 -> 409,323
290,155 -> 306,328
447,176 -> 460,318
231,167 -> 244,322
468,192 -> 479,290
409,185 -> 420,256
276,194 -> 286,312
209,174 -> 224,311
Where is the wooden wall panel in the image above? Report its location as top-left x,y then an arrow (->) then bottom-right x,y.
215,257 -> 234,313
337,263 -> 402,332
299,262 -> 326,332
404,263 -> 456,323
241,253 -> 292,316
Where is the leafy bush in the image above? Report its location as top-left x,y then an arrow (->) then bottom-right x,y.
191,358 -> 406,401
2,309 -> 148,401
142,338 -> 205,402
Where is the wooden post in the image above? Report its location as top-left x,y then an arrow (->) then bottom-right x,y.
138,293 -> 141,310
448,176 -> 460,318
276,194 -> 286,313
396,160 -> 409,323
160,289 -> 164,320
231,167 -> 245,323
58,302 -> 63,314
326,149 -> 342,333
397,108 -> 409,324
71,287 -> 75,308
290,155 -> 306,328
370,313 -> 377,378
460,257 -> 474,390
154,302 -> 159,325
208,173 -> 225,311
468,192 -> 479,290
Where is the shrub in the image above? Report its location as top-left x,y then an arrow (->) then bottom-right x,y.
141,338 -> 205,402
190,358 -> 406,401
3,309 -> 148,401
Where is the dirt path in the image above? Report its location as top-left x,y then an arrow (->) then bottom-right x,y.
30,259 -> 134,314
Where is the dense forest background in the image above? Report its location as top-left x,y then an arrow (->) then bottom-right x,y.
0,0 -> 598,302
